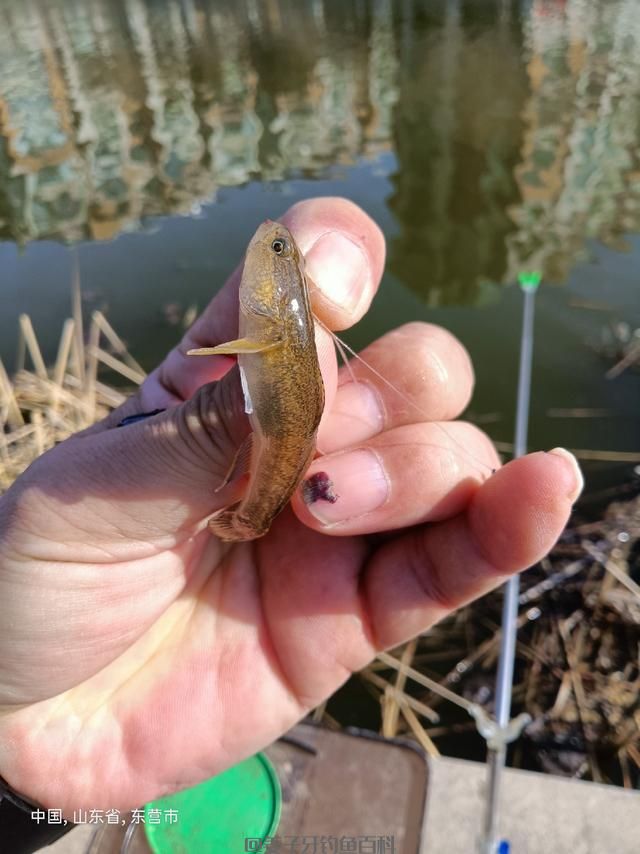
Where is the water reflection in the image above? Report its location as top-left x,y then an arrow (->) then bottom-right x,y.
388,1 -> 527,304
0,0 -> 397,244
506,0 -> 640,283
1,0 -> 640,302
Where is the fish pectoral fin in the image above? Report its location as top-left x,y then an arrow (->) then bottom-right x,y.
187,337 -> 281,356
215,433 -> 254,493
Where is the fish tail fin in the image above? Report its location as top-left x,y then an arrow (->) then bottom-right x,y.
208,504 -> 264,542
208,504 -> 241,541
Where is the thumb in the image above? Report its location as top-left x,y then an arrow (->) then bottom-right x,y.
9,326 -> 337,552
8,367 -> 251,552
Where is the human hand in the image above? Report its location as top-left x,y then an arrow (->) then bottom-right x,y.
0,198 -> 582,813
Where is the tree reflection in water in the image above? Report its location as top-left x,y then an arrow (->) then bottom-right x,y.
1,0 -> 640,305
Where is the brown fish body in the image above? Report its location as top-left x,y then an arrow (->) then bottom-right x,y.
202,221 -> 324,541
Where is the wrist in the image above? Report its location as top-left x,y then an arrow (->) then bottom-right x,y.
0,774 -> 74,854
0,774 -> 40,811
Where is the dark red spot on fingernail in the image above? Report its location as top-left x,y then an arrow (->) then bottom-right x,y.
302,472 -> 338,505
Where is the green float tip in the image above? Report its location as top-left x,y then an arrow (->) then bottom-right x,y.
517,271 -> 542,291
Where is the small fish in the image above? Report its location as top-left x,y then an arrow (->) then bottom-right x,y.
188,220 -> 324,541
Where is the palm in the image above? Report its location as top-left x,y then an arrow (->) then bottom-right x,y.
0,502 -> 370,813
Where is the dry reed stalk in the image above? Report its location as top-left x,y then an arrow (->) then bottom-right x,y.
377,650 -> 476,713
32,410 -> 45,457
91,346 -> 146,385
431,611 -> 542,706
94,381 -> 128,408
410,648 -> 468,664
606,341 -> 640,379
0,421 -> 8,467
3,423 -> 37,446
92,311 -> 145,376
18,375 -> 94,420
50,318 -> 75,417
546,407 -> 614,418
85,313 -> 101,422
382,638 -> 416,738
15,328 -> 25,374
558,618 -> 603,783
18,314 -> 48,379
518,558 -> 588,605
628,743 -> 640,771
596,551 -> 640,603
361,668 -> 439,724
1,310 -> 145,493
568,298 -> 613,311
424,721 -> 478,740
313,710 -> 342,730
71,253 -> 85,387
524,628 -> 543,712
399,701 -> 440,758
549,671 -> 573,718
618,747 -> 632,789
493,441 -> 639,463
0,357 -> 24,429
569,449 -> 640,462
311,701 -> 327,723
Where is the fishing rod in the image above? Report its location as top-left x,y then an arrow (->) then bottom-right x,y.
479,271 -> 541,854
377,272 -> 541,849
374,272 -> 542,849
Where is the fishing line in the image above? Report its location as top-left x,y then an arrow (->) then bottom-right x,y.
315,316 -> 497,477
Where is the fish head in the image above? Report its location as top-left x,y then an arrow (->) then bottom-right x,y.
240,221 -> 306,320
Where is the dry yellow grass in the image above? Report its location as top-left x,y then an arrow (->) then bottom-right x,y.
0,303 -> 145,494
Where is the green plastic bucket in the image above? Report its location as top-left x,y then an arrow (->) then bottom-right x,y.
144,753 -> 281,853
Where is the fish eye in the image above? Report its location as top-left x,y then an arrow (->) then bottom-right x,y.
271,238 -> 287,256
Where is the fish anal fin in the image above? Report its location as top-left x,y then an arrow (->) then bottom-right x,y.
215,434 -> 254,493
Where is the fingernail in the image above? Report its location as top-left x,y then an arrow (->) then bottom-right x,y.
303,449 -> 389,525
305,231 -> 368,313
548,447 -> 584,502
